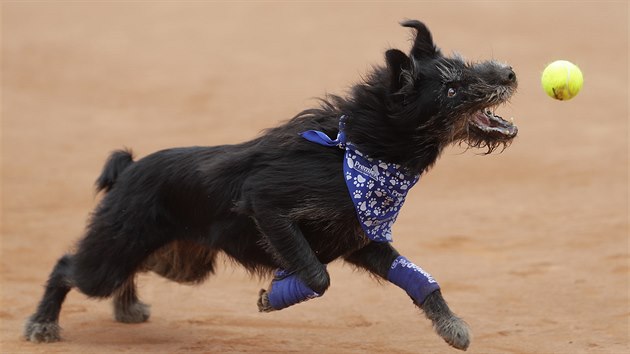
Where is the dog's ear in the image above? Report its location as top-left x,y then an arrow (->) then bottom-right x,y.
385,49 -> 411,93
401,20 -> 439,60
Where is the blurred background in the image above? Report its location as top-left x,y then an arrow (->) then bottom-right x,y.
1,2 -> 627,353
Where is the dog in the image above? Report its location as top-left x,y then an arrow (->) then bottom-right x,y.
25,20 -> 518,351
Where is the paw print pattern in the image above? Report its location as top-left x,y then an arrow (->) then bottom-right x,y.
342,143 -> 421,243
354,175 -> 366,188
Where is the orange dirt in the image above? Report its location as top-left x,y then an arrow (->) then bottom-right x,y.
1,2 -> 628,353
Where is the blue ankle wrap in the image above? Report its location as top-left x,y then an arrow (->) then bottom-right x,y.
267,269 -> 321,310
387,256 -> 440,305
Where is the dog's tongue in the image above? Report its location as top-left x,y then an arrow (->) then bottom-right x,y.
472,111 -> 496,128
474,112 -> 492,127
471,110 -> 518,137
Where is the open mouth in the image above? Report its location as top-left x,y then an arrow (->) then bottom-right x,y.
469,108 -> 518,139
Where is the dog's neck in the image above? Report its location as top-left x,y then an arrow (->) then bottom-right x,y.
342,112 -> 447,175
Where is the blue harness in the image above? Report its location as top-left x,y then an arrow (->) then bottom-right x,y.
300,116 -> 421,242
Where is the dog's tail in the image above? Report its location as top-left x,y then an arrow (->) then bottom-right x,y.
95,149 -> 134,193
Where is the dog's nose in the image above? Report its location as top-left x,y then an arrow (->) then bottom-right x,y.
502,67 -> 517,85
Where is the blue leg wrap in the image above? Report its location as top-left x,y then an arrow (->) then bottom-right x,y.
387,256 -> 440,305
266,269 -> 321,310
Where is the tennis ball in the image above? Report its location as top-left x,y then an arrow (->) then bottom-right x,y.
541,60 -> 583,100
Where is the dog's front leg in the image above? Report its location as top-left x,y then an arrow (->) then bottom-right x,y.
345,242 -> 471,351
252,205 -> 329,312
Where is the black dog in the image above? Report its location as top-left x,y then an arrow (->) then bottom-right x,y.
25,20 -> 517,351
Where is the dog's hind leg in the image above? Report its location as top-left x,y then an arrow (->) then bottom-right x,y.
71,215 -> 173,299
112,276 -> 150,323
24,254 -> 74,343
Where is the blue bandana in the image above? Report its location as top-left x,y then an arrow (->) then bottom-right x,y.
300,116 -> 420,242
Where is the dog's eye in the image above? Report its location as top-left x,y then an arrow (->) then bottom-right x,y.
447,87 -> 457,98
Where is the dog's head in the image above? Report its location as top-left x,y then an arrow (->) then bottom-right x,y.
385,20 -> 518,154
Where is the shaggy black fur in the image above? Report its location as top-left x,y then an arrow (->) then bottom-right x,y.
25,20 -> 518,351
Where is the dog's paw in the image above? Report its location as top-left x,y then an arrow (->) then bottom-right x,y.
433,315 -> 471,351
257,288 -> 276,313
113,301 -> 151,323
24,319 -> 61,343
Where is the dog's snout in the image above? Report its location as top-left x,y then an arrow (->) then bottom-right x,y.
502,67 -> 517,85
473,61 -> 517,87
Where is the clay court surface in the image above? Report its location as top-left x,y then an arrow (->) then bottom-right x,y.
1,2 -> 628,353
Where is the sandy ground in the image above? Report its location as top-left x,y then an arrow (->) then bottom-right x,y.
1,2 -> 628,353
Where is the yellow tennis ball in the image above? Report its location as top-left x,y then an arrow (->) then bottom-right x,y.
541,60 -> 583,100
